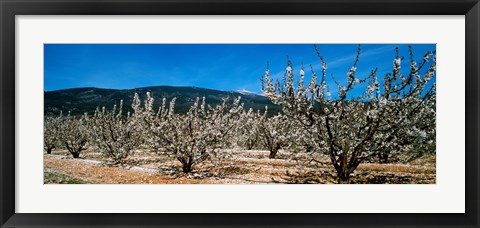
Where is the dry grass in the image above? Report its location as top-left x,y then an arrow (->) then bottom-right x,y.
44,148 -> 436,184
44,155 -> 213,184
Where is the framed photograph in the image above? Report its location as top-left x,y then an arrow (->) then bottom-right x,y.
1,0 -> 479,227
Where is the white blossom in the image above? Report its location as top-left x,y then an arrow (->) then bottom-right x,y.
261,45 -> 436,183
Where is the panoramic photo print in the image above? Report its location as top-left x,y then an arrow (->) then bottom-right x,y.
44,44 -> 436,184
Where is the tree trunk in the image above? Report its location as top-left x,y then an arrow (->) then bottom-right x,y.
378,153 -> 389,163
178,156 -> 194,173
337,171 -> 351,184
71,151 -> 80,158
333,160 -> 353,184
46,146 -> 54,154
247,143 -> 254,150
182,163 -> 193,173
305,144 -> 313,153
268,144 -> 281,159
269,148 -> 279,159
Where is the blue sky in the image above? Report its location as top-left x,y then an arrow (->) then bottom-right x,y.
44,44 -> 435,95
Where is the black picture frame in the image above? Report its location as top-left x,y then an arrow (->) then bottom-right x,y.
1,0 -> 479,227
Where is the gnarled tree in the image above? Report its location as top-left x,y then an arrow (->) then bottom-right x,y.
44,112 -> 63,154
91,96 -> 143,164
145,96 -> 177,155
236,108 -> 263,150
160,96 -> 243,173
59,112 -> 91,158
258,111 -> 298,159
262,45 -> 436,183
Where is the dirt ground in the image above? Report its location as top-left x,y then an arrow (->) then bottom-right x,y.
44,148 -> 436,184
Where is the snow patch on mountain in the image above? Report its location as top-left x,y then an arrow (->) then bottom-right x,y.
236,89 -> 264,97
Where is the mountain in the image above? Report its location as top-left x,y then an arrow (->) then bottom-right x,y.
44,86 -> 281,116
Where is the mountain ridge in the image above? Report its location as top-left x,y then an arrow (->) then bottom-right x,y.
44,85 -> 281,116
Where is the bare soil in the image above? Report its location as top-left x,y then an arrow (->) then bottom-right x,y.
44,148 -> 436,184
